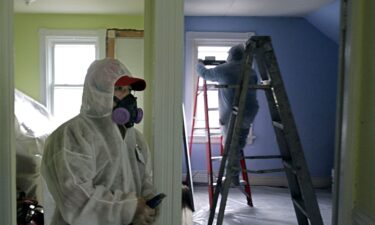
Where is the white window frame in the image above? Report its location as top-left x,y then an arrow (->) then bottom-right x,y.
186,31 -> 255,144
39,29 -> 106,113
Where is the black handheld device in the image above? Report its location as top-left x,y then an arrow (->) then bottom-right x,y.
146,193 -> 166,209
198,56 -> 226,66
201,59 -> 226,66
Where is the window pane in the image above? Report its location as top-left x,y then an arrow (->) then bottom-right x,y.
53,87 -> 83,125
195,90 -> 220,130
54,44 -> 96,85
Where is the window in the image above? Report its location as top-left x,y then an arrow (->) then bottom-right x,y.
186,32 -> 255,144
40,29 -> 105,125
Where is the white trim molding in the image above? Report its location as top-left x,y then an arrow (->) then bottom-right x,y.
352,207 -> 375,225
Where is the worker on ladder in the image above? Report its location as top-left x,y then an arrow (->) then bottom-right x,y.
195,43 -> 259,185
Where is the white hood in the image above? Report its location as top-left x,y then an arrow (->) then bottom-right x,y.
80,58 -> 132,118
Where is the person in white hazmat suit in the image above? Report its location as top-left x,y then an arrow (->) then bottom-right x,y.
41,58 -> 158,225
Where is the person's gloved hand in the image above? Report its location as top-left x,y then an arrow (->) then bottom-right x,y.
144,194 -> 161,220
198,59 -> 204,64
152,203 -> 161,220
133,198 -> 156,225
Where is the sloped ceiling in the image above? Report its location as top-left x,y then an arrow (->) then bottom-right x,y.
14,0 -> 340,43
185,0 -> 336,16
305,0 -> 341,43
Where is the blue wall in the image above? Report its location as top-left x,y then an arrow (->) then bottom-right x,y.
184,16 -> 339,178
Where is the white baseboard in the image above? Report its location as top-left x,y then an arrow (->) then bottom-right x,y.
184,170 -> 331,188
352,207 -> 375,225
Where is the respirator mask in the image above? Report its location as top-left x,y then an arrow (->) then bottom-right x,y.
112,94 -> 143,128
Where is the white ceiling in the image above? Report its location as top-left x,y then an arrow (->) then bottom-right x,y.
14,0 -> 335,16
185,0 -> 335,16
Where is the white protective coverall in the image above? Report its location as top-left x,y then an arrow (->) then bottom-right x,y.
41,58 -> 155,225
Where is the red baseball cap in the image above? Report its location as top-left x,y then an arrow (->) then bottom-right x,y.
115,75 -> 146,91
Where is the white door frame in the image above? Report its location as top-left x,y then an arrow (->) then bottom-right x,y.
333,0 -> 360,224
0,0 -> 16,224
145,0 -> 183,225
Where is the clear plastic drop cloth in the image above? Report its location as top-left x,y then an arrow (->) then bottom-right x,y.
14,89 -> 56,204
191,186 -> 332,225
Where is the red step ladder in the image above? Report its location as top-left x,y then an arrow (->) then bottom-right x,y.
188,76 -> 254,207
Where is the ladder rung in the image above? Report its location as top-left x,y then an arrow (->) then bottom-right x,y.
213,179 -> 247,187
213,84 -> 271,89
211,156 -> 223,161
272,121 -> 284,130
191,134 -> 222,139
292,198 -> 309,218
244,155 -> 282,159
193,127 -> 221,130
282,160 -> 299,174
247,168 -> 284,174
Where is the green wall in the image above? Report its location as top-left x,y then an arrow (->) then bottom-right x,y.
14,13 -> 144,101
357,0 -> 375,216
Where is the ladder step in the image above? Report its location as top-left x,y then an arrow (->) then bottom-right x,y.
272,121 -> 284,130
244,155 -> 282,159
193,129 -> 221,136
292,198 -> 309,218
211,156 -> 223,161
247,168 -> 284,174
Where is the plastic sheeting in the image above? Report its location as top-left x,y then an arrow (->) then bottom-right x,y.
14,89 -> 56,202
191,186 -> 332,225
